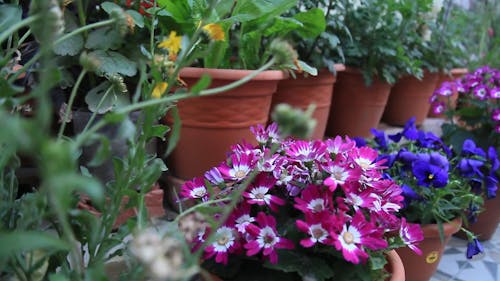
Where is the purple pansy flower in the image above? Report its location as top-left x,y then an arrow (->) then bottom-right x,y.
462,139 -> 486,157
466,238 -> 484,259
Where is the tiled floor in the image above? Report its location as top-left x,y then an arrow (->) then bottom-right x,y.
431,225 -> 500,281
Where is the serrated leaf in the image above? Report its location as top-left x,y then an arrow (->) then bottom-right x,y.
126,10 -> 144,28
90,50 -> 137,77
85,27 -> 123,50
0,232 -> 70,258
53,34 -> 84,56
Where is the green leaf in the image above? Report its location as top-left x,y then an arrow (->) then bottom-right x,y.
0,4 -> 22,33
157,0 -> 192,24
101,2 -> 123,14
190,73 -> 212,94
0,232 -> 70,258
49,273 -> 71,281
297,60 -> 318,76
231,0 -> 297,23
53,12 -> 84,56
85,81 -> 131,113
85,27 -> 123,50
104,112 -> 127,123
126,10 -> 145,28
117,116 -> 136,140
263,17 -> 302,37
293,8 -> 326,38
90,50 -> 137,77
165,107 -> 181,157
150,124 -> 170,140
264,250 -> 334,281
88,137 -> 111,167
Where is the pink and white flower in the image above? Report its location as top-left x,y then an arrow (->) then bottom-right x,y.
285,140 -> 326,162
243,173 -> 285,212
399,218 -> 424,255
296,212 -> 336,247
180,177 -> 209,201
322,156 -> 362,192
204,226 -> 240,264
294,184 -> 332,214
219,153 -> 255,182
244,212 -> 294,264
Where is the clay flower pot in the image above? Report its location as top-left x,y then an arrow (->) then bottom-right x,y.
166,67 -> 286,180
396,218 -> 462,281
428,68 -> 468,118
456,194 -> 500,241
382,71 -> 439,126
325,67 -> 392,138
270,65 -> 345,140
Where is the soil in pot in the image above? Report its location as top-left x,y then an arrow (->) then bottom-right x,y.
396,218 -> 462,281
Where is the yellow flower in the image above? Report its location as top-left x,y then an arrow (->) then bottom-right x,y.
202,23 -> 225,41
152,82 -> 168,99
158,31 -> 182,55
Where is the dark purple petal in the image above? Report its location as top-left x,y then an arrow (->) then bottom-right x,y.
486,176 -> 498,198
353,137 -> 367,147
462,139 -> 486,157
370,128 -> 388,150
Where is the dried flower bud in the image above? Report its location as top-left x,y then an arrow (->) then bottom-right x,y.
79,51 -> 101,73
269,39 -> 298,67
271,103 -> 316,139
178,212 -> 207,243
106,73 -> 128,94
110,8 -> 130,37
129,230 -> 163,264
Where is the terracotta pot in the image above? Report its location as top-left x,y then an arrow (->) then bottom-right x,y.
204,250 -> 404,281
325,67 -> 392,138
428,68 -> 468,118
78,183 -> 165,228
456,194 -> 500,241
396,217 -> 462,281
166,67 -> 285,180
382,72 -> 439,126
271,65 -> 345,140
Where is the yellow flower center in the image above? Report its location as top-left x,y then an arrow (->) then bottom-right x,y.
217,235 -> 229,246
428,174 -> 434,180
312,228 -> 324,239
343,231 -> 354,244
202,23 -> 225,41
234,170 -> 246,179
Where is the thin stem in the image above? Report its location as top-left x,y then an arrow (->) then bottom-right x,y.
57,70 -> 87,139
8,52 -> 41,83
173,198 -> 232,224
116,58 -> 277,115
80,87 -> 112,134
0,15 -> 40,45
53,19 -> 115,46
76,0 -> 87,33
17,30 -> 32,47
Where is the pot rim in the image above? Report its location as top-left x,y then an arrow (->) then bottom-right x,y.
179,67 -> 287,81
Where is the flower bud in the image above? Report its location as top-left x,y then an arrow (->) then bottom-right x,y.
271,103 -> 316,139
269,39 -> 298,67
106,73 -> 127,94
110,8 -> 130,37
79,51 -> 101,73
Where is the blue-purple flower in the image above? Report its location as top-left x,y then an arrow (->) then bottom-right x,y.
466,238 -> 484,259
412,153 -> 449,188
462,139 -> 486,158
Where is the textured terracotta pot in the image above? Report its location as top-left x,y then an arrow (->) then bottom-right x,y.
166,67 -> 285,180
428,68 -> 468,118
457,194 -> 500,241
271,65 -> 345,140
383,72 -> 439,126
325,67 -> 392,138
396,218 -> 462,281
78,183 -> 165,228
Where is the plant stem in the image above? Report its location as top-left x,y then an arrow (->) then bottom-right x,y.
76,0 -> 87,34
173,198 -> 232,224
53,19 -> 115,47
116,57 -> 277,115
0,15 -> 40,45
80,86 -> 113,134
57,70 -> 87,139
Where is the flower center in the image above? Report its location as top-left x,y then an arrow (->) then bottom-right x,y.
264,234 -> 275,244
255,192 -> 265,199
312,228 -> 324,239
343,231 -> 354,244
217,235 -> 229,246
234,169 -> 246,179
428,174 -> 434,180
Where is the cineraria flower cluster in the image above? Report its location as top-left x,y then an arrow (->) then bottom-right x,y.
359,117 -> 500,259
430,66 -> 500,134
179,123 -> 423,277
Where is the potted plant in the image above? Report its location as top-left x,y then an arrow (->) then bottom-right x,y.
270,0 -> 345,140
432,66 -> 500,241
176,118 -> 426,280
324,0 -> 421,138
157,0 -> 322,181
359,117 -> 498,281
